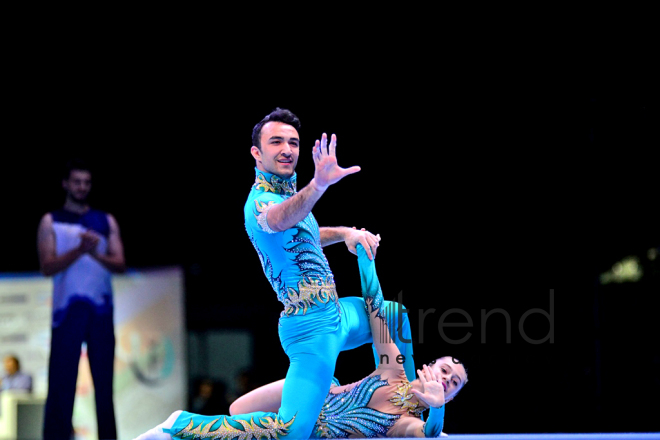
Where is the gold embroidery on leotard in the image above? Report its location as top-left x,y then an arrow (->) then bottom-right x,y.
282,276 -> 338,316
389,381 -> 427,417
254,173 -> 296,197
254,200 -> 277,234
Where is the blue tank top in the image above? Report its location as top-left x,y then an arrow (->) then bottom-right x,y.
50,208 -> 113,326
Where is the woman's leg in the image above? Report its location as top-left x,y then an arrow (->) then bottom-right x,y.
338,244 -> 416,382
373,300 -> 415,382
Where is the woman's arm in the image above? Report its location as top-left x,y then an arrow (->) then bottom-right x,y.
391,408 -> 447,438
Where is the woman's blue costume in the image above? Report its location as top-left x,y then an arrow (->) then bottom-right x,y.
165,169 -> 420,438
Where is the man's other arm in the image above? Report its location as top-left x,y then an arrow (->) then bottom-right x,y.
90,213 -> 126,273
37,213 -> 93,276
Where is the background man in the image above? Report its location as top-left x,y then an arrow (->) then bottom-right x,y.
37,158 -> 126,440
0,355 -> 32,393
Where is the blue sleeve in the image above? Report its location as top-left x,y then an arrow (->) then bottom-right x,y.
423,406 -> 445,438
356,244 -> 386,320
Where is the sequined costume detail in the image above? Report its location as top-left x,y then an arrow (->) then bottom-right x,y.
283,276 -> 338,316
245,169 -> 338,317
173,414 -> 295,440
356,234 -> 386,323
314,375 -> 400,438
254,172 -> 297,197
137,241 -> 421,439
362,283 -> 386,322
389,381 -> 427,418
255,200 -> 277,234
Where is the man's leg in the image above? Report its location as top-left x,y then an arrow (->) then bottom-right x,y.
43,302 -> 88,440
277,342 -> 338,438
162,329 -> 340,439
86,303 -> 117,440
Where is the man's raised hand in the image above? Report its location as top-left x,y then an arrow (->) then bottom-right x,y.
311,133 -> 360,192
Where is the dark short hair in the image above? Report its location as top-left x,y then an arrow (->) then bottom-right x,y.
251,108 -> 301,150
63,158 -> 92,180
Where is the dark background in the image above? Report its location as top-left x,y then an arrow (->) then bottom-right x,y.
2,52 -> 658,434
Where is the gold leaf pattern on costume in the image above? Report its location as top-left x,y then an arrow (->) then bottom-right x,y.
254,173 -> 296,197
282,276 -> 338,316
173,414 -> 295,439
254,200 -> 277,234
389,381 -> 427,418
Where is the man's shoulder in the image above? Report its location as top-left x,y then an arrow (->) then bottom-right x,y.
39,212 -> 53,224
50,208 -> 112,236
49,208 -> 72,223
88,208 -> 110,216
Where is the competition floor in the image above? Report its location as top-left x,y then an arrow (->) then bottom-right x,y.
434,435 -> 660,440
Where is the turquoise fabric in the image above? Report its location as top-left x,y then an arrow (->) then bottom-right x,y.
169,174 -> 415,438
244,168 -> 338,318
311,374 -> 400,438
166,243 -> 415,438
167,245 -> 415,438
423,406 -> 446,438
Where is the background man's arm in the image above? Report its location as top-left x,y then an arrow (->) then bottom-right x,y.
37,213 -> 87,276
90,214 -> 126,273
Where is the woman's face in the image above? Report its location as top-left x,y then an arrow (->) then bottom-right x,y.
429,356 -> 467,401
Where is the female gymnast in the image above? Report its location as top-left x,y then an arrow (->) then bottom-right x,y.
134,244 -> 467,438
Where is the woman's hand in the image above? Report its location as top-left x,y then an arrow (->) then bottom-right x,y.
411,364 -> 446,409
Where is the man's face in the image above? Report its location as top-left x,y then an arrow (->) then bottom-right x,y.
251,121 -> 300,178
429,356 -> 467,402
62,170 -> 92,203
4,357 -> 18,375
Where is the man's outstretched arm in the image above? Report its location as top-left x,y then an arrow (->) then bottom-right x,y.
265,133 -> 360,233
90,213 -> 126,273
